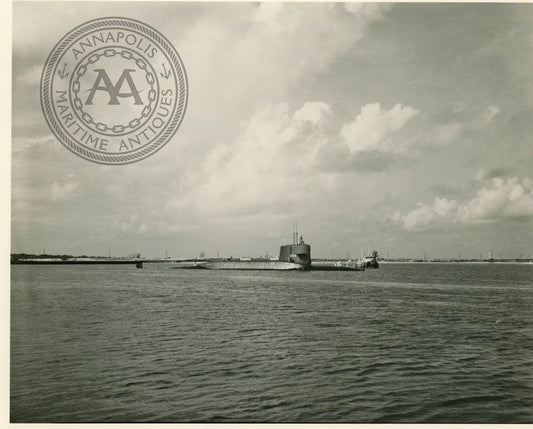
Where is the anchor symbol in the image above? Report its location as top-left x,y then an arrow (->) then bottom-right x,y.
160,63 -> 171,79
58,63 -> 69,79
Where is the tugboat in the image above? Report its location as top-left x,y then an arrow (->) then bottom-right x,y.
364,250 -> 379,269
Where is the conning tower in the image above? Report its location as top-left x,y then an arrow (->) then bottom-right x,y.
278,223 -> 311,268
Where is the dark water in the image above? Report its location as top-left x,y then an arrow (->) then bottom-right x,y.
11,263 -> 533,423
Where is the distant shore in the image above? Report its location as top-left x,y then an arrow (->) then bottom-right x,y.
10,253 -> 533,265
378,260 -> 533,264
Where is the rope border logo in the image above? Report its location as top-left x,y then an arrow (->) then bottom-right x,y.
41,17 -> 188,165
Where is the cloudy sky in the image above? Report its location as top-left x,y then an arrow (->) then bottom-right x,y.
11,2 -> 533,259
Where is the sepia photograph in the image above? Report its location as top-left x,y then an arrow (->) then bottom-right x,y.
9,1 -> 533,424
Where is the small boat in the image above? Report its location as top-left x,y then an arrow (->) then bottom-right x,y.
363,251 -> 379,269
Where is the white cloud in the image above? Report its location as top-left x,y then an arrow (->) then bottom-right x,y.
397,197 -> 458,231
394,176 -> 533,230
50,181 -> 80,201
254,2 -> 286,36
250,3 -> 389,78
116,214 -> 141,233
12,135 -> 57,152
344,3 -> 390,21
293,102 -> 331,125
468,103 -> 502,129
458,177 -> 533,222
180,3 -> 391,111
341,103 -> 420,153
167,98 -> 425,222
166,101 -> 334,219
428,122 -> 464,145
480,104 -> 501,124
476,168 -> 508,181
16,64 -> 42,87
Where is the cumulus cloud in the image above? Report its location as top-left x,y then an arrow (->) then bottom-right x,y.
115,214 -> 150,234
293,102 -> 331,125
341,103 -> 420,153
50,181 -> 80,201
15,64 -> 42,87
344,2 -> 391,20
393,176 -> 533,230
166,98 -> 425,221
166,102 -> 333,218
181,2 -> 391,108
427,122 -> 464,145
12,135 -> 58,152
426,183 -> 462,197
467,103 -> 502,129
416,102 -> 501,150
480,104 -> 501,124
347,150 -> 407,172
250,3 -> 389,77
458,177 -> 533,222
253,2 -> 286,36
393,197 -> 458,231
476,168 -> 508,181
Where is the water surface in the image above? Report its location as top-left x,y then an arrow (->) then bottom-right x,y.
11,263 -> 533,422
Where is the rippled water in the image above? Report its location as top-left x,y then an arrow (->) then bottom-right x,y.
11,263 -> 533,422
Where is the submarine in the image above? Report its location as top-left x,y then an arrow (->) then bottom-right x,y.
189,229 -> 367,271
198,232 -> 312,270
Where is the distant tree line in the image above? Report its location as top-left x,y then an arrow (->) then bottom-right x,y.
10,253 -> 105,262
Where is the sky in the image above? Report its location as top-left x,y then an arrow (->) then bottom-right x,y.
11,2 -> 533,260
